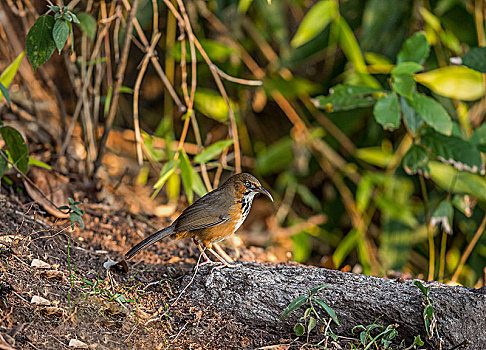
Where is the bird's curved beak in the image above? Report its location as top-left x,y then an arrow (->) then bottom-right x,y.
255,186 -> 273,202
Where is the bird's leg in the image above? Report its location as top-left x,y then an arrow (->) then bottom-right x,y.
207,247 -> 240,268
213,242 -> 234,263
195,242 -> 212,265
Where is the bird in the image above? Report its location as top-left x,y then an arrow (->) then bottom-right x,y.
124,173 -> 273,267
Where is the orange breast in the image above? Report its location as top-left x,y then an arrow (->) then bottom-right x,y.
175,204 -> 242,248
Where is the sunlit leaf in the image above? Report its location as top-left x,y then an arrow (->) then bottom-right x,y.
312,84 -> 384,112
335,17 -> 380,88
152,160 -> 177,197
77,12 -> 97,41
290,0 -> 338,48
0,125 -> 29,174
402,145 -> 429,176
431,200 -> 453,235
194,139 -> 234,164
194,88 -> 232,122
415,66 -> 484,101
332,228 -> 358,268
373,92 -> 400,130
421,128 -> 483,174
179,150 -> 193,203
392,62 -> 422,76
429,162 -> 486,202
0,51 -> 25,103
265,76 -> 320,99
26,15 -> 56,71
409,93 -> 452,135
356,174 -> 373,213
291,231 -> 311,263
397,32 -> 430,64
463,47 -> 486,73
191,168 -> 207,197
355,147 -> 393,168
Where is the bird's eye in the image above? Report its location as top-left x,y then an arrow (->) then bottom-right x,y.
244,181 -> 252,188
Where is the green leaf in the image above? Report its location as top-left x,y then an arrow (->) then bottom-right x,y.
413,280 -> 429,296
194,139 -> 234,164
414,335 -> 425,346
179,150 -> 193,203
312,84 -> 384,112
0,83 -> 10,107
77,13 -> 97,42
397,32 -> 430,64
256,137 -> 293,176
26,15 -> 56,71
452,194 -> 473,217
401,97 -> 423,133
421,128 -> 483,174
469,124 -> 486,152
313,298 -> 339,325
191,168 -> 207,197
309,285 -> 330,296
415,66 -> 485,101
69,12 -> 80,24
281,295 -> 308,320
0,125 -> 29,174
53,19 -> 69,53
294,323 -> 305,337
290,0 -> 338,48
431,200 -> 453,234
410,93 -> 452,135
194,88 -> 231,122
307,316 -> 317,333
28,157 -> 52,170
429,162 -> 486,202
0,51 -> 25,91
463,47 -> 486,73
296,184 -> 322,211
0,150 -> 7,179
402,145 -> 429,176
391,74 -> 415,99
335,17 -> 380,88
373,92 -> 400,130
391,62 -> 422,76
152,160 -> 177,197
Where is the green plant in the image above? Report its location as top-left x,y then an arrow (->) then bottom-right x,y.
25,2 -> 96,71
281,285 -> 339,342
413,280 -> 438,340
352,319 -> 398,350
58,197 -> 85,229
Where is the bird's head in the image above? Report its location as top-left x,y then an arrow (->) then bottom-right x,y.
224,173 -> 273,202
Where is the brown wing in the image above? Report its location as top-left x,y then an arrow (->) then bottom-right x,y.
174,187 -> 232,232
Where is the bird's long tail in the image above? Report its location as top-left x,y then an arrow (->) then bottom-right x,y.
125,223 -> 175,259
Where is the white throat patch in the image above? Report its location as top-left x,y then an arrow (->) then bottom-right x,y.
234,191 -> 257,231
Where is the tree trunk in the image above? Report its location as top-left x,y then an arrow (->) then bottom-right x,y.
181,262 -> 486,349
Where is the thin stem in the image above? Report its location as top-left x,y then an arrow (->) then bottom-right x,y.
438,230 -> 447,282
420,175 -> 435,281
450,212 -> 486,283
94,0 -> 140,175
